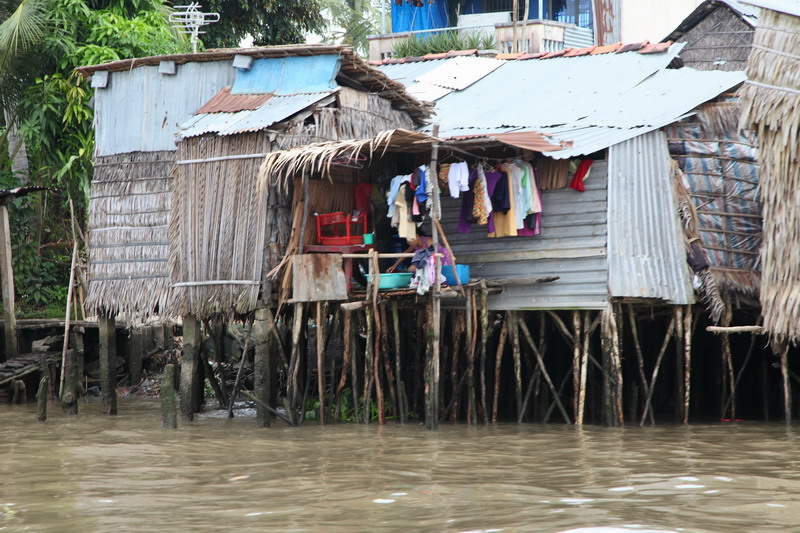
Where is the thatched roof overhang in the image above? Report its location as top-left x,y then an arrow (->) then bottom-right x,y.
739,6 -> 800,342
257,128 -> 564,190
74,45 -> 432,125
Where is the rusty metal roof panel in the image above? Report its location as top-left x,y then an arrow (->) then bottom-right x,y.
607,130 -> 694,304
220,92 -> 335,136
196,87 -> 273,114
180,91 -> 335,138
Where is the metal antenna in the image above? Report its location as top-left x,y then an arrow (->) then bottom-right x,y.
170,3 -> 220,53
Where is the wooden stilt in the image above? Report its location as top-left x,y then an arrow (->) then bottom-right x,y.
601,309 -> 613,426
449,311 -> 464,422
720,303 -> 736,421
518,317 -> 571,423
480,283 -> 489,425
427,123 -> 442,431
673,307 -> 684,423
254,307 -> 271,428
99,313 -> 118,416
226,315 -> 254,418
640,316 -> 676,426
628,305 -> 652,425
161,363 -> 177,429
0,203 -> 17,361
287,303 -> 304,423
466,290 -> 477,426
380,303 -> 398,420
392,301 -> 407,423
61,335 -> 82,416
601,305 -> 623,426
129,327 -> 143,385
36,358 -> 48,422
780,342 -> 791,424
683,305 -> 692,424
351,311 -> 361,423
335,308 -> 351,422
492,316 -> 509,423
364,306 -> 374,424
572,311 -> 581,422
578,312 -> 591,425
316,302 -> 326,425
510,311 -> 522,421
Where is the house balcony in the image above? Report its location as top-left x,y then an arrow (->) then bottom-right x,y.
368,16 -> 594,61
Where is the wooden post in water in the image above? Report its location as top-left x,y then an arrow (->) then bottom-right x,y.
779,341 -> 791,424
180,314 -> 200,421
253,307 -> 271,428
0,202 -> 16,362
683,305 -> 692,424
364,306 -> 374,424
510,311 -> 522,421
129,327 -> 143,385
99,313 -> 117,415
491,316 -> 509,423
61,344 -> 81,415
392,301 -> 407,423
36,356 -> 48,422
161,363 -> 177,429
572,311 -> 581,423
316,302 -> 326,425
479,283 -> 489,425
425,124 -> 442,431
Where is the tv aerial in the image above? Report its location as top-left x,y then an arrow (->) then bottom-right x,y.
170,3 -> 220,53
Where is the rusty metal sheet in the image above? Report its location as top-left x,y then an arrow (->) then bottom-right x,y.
195,86 -> 273,114
291,254 -> 348,302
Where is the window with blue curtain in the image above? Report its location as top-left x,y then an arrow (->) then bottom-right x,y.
451,0 -> 593,28
391,1 -> 451,33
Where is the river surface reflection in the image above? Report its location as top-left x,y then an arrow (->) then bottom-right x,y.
1,399 -> 799,532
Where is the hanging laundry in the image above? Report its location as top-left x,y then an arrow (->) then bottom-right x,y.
395,183 -> 417,239
354,182 -> 373,214
537,158 -> 571,190
569,159 -> 593,192
415,165 -> 428,204
387,174 -> 411,222
457,170 -> 478,234
472,166 -> 490,225
447,161 -> 469,198
438,163 -> 451,191
489,169 -> 518,238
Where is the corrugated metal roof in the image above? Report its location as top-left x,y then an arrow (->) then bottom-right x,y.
412,44 -> 745,158
406,82 -> 453,101
378,58 -> 451,85
180,92 -> 335,138
741,0 -> 800,17
196,86 -> 273,114
93,61 -> 236,156
232,55 -> 341,95
414,56 -> 504,90
607,130 -> 694,304
442,161 -> 609,310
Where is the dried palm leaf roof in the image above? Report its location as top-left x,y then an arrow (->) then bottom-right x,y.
256,128 -> 564,190
73,44 -> 432,125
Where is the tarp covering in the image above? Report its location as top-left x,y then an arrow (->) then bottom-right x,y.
232,56 -> 341,95
392,1 -> 450,33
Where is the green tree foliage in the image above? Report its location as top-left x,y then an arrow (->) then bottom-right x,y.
0,0 -> 189,315
202,0 -> 324,48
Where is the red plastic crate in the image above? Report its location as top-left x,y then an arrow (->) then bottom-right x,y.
316,212 -> 368,246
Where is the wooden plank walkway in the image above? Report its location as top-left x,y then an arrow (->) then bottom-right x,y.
0,352 -> 60,386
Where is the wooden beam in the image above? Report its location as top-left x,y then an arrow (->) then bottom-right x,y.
0,204 -> 16,360
99,313 -> 117,415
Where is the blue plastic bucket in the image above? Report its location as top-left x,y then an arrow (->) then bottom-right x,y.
442,264 -> 470,286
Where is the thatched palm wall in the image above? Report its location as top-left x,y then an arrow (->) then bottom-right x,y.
169,133 -> 276,318
739,8 -> 800,342
86,151 -> 175,319
170,89 -> 417,318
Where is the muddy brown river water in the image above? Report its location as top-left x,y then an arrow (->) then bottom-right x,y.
1,399 -> 799,532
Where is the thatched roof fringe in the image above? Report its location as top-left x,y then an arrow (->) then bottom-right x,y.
739,7 -> 800,342
258,129 -> 432,193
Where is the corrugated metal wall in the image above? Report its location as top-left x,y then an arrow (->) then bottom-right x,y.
563,25 -> 595,49
441,160 -> 609,310
94,61 -> 235,156
607,130 -> 694,304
